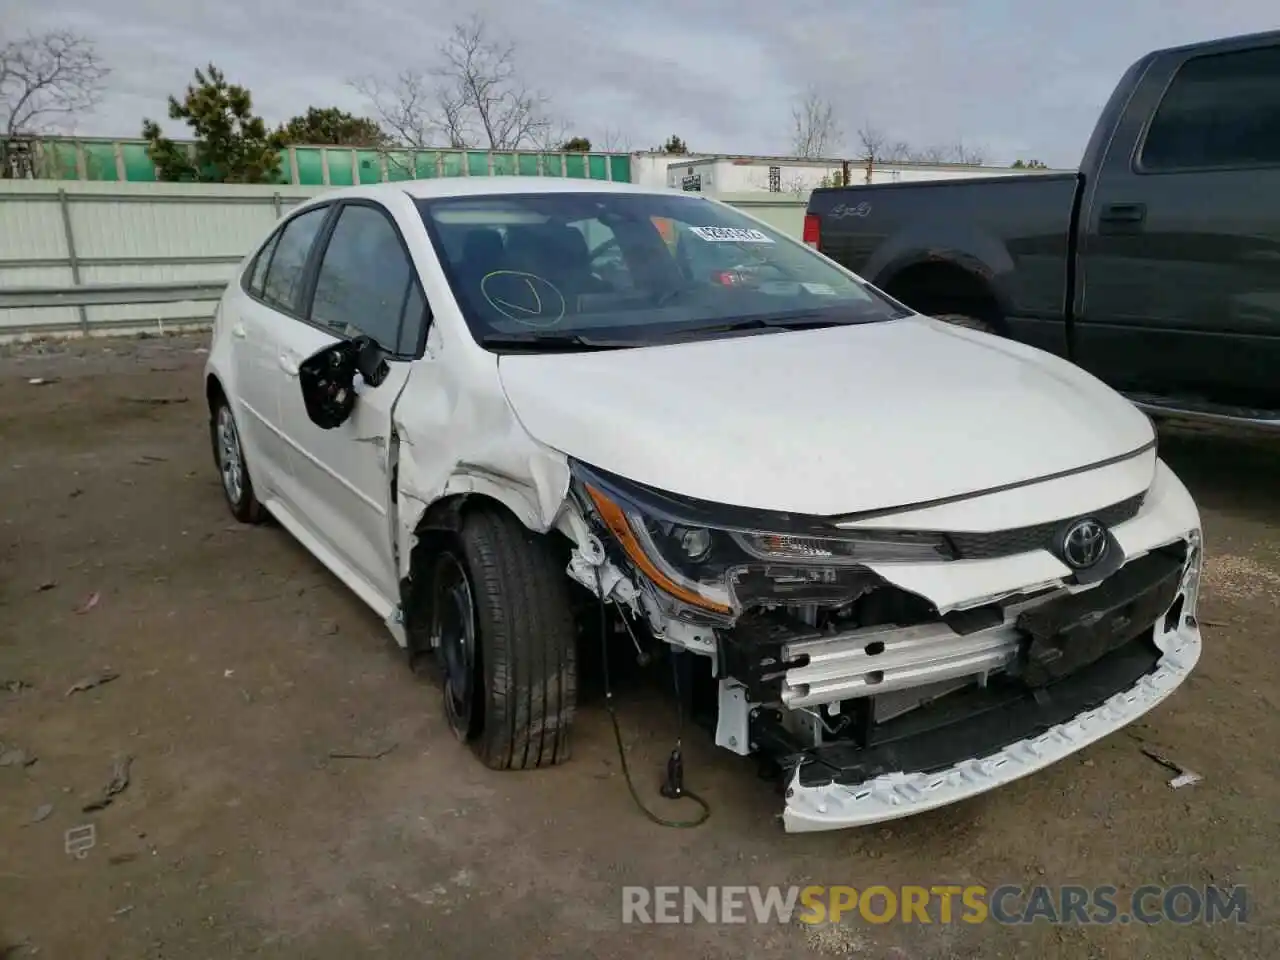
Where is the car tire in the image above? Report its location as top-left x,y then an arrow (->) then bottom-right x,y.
934,313 -> 998,334
210,398 -> 266,524
432,507 -> 577,770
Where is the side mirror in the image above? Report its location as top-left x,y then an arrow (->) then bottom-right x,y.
298,335 -> 392,430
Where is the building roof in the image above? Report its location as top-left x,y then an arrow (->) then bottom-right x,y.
657,152 -> 1002,171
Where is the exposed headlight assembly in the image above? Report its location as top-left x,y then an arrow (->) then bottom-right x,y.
572,463 -> 952,620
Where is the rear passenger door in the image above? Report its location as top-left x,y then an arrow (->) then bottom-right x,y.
1076,40 -> 1280,410
272,200 -> 428,606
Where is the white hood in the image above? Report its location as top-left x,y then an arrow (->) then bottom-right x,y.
496,317 -> 1155,516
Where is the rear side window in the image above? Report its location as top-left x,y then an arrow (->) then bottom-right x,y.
261,207 -> 328,313
310,204 -> 420,353
1141,45 -> 1280,171
247,232 -> 280,297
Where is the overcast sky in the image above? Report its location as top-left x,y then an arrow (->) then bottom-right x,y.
7,0 -> 1278,168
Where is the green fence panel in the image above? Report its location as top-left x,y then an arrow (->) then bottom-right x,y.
356,150 -> 383,184
383,152 -> 413,181
325,149 -> 355,186
441,152 -> 465,177
14,138 -> 639,184
121,142 -> 156,181
83,143 -> 119,181
295,148 -> 324,185
413,152 -> 438,178
40,141 -> 79,180
269,156 -> 292,185
609,155 -> 632,183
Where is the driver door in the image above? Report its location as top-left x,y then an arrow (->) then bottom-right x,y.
273,201 -> 429,606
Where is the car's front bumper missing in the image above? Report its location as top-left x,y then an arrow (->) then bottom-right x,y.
781,615 -> 1201,832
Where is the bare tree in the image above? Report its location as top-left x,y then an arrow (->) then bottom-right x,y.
857,122 -> 986,166
436,15 -> 552,149
790,88 -> 841,158
530,118 -> 571,152
945,139 -> 986,165
910,144 -> 947,163
0,30 -> 109,177
597,126 -> 633,153
900,141 -> 987,165
355,15 -> 552,154
856,123 -> 910,162
349,71 -> 439,149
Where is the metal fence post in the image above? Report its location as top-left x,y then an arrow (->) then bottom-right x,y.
272,192 -> 282,219
57,189 -> 90,333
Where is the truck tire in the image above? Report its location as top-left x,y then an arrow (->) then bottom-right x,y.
431,507 -> 577,770
933,313 -> 997,335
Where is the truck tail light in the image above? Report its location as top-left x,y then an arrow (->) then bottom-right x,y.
803,214 -> 820,249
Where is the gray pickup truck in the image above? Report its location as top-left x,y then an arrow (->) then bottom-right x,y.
806,29 -> 1280,428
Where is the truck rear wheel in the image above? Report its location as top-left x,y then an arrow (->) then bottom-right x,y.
934,313 -> 997,334
431,507 -> 577,770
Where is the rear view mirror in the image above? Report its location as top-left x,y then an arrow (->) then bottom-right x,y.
298,336 -> 392,430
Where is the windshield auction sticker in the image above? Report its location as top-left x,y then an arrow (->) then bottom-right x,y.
688,226 -> 775,243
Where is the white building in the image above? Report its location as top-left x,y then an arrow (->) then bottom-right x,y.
628,151 -> 1068,195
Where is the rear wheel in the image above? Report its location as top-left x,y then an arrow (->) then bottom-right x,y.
210,399 -> 265,524
431,508 -> 577,769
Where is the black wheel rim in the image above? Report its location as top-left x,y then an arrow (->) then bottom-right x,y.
432,551 -> 479,741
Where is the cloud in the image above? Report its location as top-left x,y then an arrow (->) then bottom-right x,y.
10,0 -> 1280,166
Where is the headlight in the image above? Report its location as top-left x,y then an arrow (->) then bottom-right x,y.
574,464 -> 951,619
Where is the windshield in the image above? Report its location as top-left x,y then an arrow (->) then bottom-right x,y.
415,192 -> 909,350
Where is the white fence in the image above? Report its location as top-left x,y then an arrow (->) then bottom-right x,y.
0,181 -> 808,339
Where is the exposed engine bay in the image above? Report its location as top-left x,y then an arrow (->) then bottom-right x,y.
561,456 -> 1203,831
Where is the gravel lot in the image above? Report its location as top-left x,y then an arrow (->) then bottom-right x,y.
1,334 -> 1277,959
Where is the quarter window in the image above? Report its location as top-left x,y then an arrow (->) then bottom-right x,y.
311,204 -> 420,352
247,232 -> 279,297
399,282 -> 426,355
261,206 -> 328,313
1141,45 -> 1280,171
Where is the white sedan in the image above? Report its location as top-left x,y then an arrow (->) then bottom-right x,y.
204,177 -> 1203,832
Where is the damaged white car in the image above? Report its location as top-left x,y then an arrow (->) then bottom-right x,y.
204,178 -> 1203,833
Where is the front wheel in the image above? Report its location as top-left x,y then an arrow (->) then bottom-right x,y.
431,508 -> 577,770
210,399 -> 265,524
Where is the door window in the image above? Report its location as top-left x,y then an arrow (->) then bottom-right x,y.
310,204 -> 422,353
261,207 -> 328,314
1141,45 -> 1280,171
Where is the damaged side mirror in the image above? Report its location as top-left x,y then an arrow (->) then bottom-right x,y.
298,335 -> 392,430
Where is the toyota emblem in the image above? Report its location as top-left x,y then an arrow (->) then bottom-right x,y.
1061,518 -> 1108,569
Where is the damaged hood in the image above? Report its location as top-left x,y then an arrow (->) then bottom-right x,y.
496,316 -> 1155,516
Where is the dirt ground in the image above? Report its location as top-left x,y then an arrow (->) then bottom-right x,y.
1,334 -> 1277,960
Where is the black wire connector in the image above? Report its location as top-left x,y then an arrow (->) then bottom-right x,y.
594,566 -> 710,829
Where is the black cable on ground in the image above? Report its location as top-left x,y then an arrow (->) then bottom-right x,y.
596,567 -> 710,829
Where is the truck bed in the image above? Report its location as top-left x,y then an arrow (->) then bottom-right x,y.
809,173 -> 1081,353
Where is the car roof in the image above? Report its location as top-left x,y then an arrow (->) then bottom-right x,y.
304,176 -> 690,205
